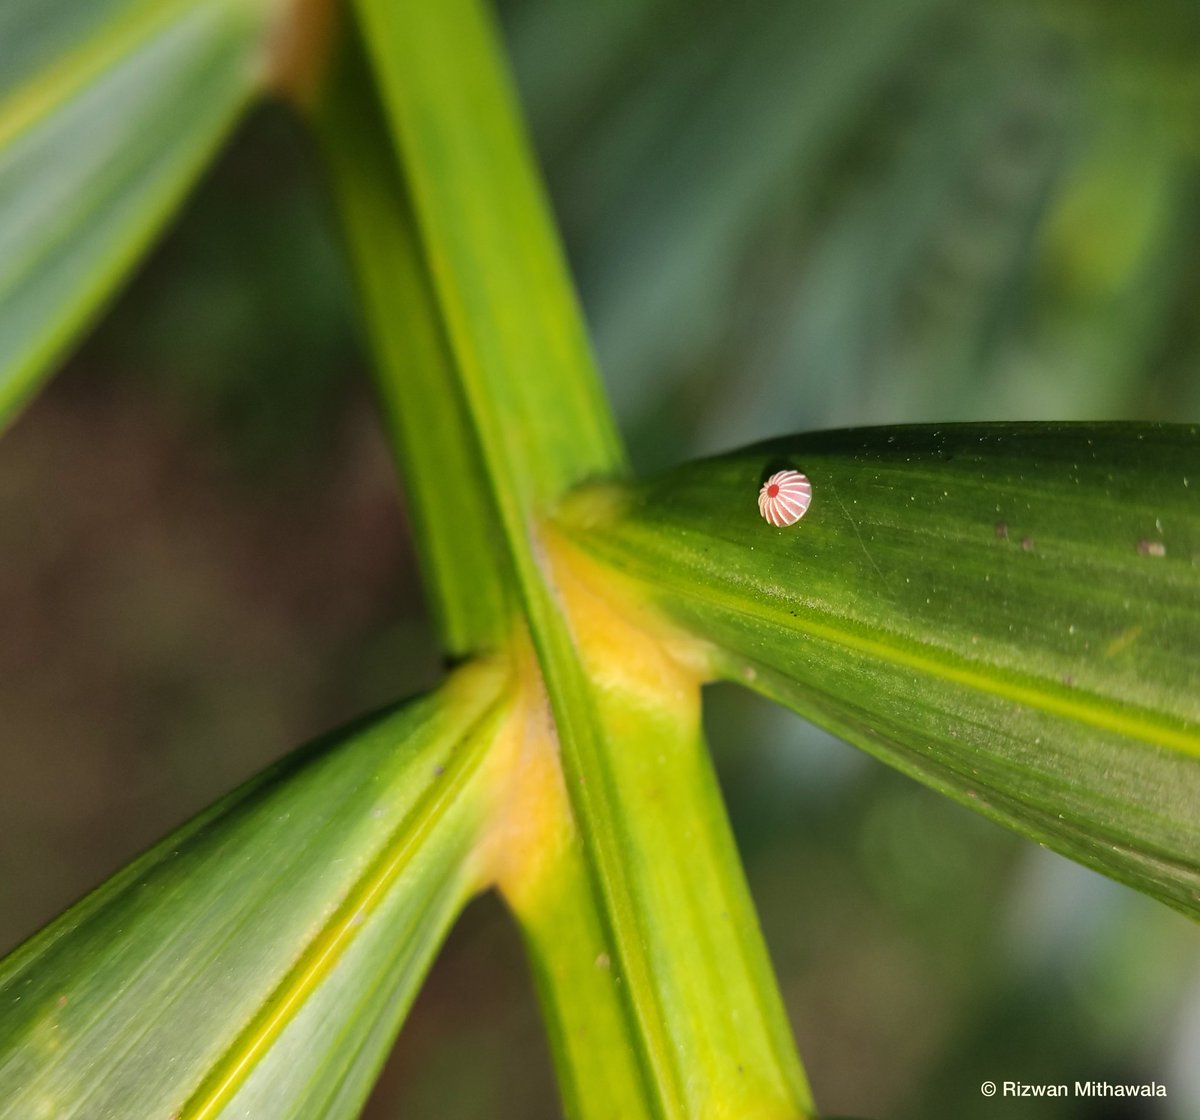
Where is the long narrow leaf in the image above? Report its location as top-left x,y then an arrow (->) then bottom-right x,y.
0,661 -> 511,1118
350,0 -> 625,514
308,26 -> 513,655
349,1 -> 812,1113
488,650 -> 655,1119
555,423 -> 1200,916
535,548 -> 814,1117
0,0 -> 274,427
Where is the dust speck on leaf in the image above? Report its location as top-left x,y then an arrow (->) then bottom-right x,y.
1105,626 -> 1143,657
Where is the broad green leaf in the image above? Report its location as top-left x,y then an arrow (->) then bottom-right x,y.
555,423 -> 1200,917
350,1 -> 811,1113
0,0 -> 275,429
0,661 -> 512,1118
309,25 -> 513,655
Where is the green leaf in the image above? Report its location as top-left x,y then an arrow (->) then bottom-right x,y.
513,831 -> 655,1120
555,423 -> 1200,917
349,2 -> 812,1114
351,0 -> 626,516
501,586 -> 814,1118
0,0 -> 274,429
0,661 -> 512,1118
308,24 -> 513,655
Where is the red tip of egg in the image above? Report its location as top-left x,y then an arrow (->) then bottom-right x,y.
758,470 -> 812,527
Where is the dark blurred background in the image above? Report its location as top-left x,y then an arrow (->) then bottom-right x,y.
2,0 -> 1199,1117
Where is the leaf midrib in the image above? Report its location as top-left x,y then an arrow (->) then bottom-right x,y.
638,564 -> 1200,759
178,691 -> 509,1120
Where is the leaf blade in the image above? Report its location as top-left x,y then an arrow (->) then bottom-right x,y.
0,661 -> 511,1119
555,422 -> 1200,915
0,0 -> 273,428
351,0 -> 626,512
308,24 -> 515,654
349,2 -> 813,1113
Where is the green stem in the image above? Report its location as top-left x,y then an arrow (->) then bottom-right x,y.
339,0 -> 813,1113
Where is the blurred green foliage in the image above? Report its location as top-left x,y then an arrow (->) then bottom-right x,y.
2,0 -> 1198,1117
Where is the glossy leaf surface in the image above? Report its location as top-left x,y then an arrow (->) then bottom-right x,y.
556,423 -> 1200,916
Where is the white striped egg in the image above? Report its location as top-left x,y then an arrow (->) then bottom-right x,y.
758,470 -> 812,527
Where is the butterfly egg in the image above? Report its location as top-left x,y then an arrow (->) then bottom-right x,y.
758,470 -> 812,527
